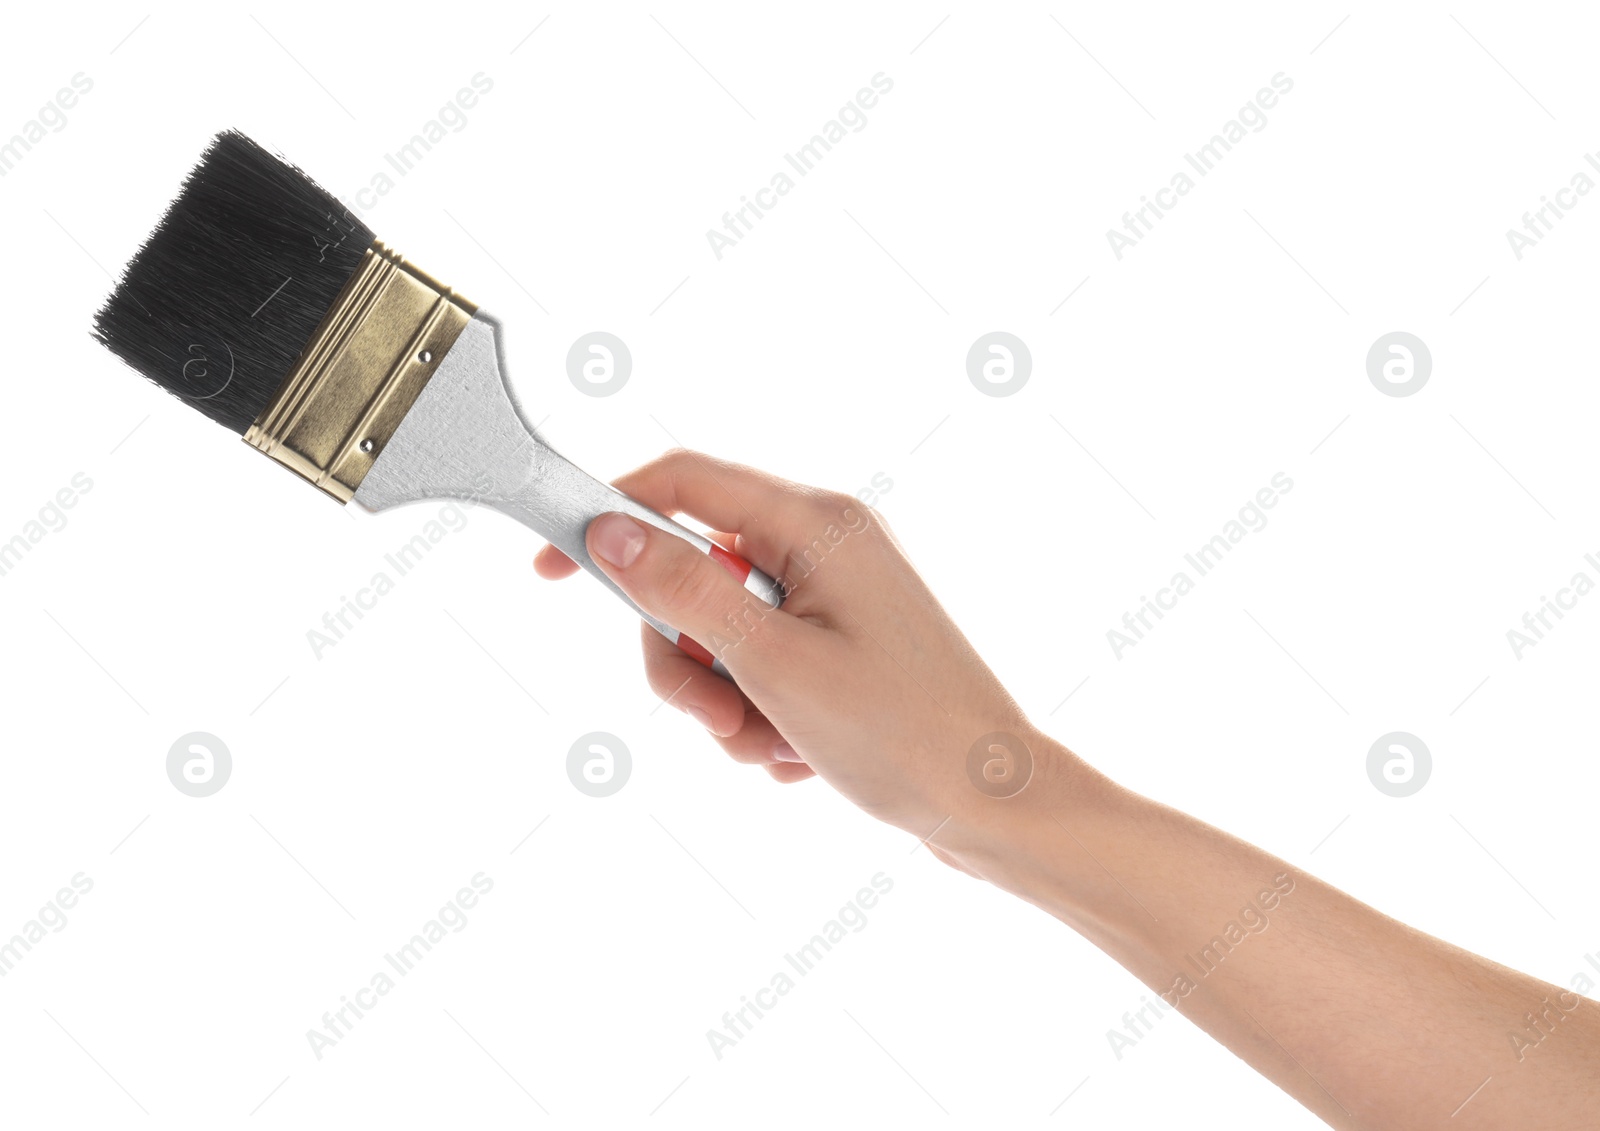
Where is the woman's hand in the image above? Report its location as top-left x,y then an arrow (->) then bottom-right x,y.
533,448 -> 1056,844
535,449 -> 1600,1130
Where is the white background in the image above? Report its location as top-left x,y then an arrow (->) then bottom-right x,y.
2,2 -> 1598,1127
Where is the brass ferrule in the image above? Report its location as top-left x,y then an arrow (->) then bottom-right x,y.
244,241 -> 476,502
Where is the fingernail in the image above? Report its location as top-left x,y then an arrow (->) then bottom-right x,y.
592,513 -> 646,568
686,706 -> 713,730
772,742 -> 804,763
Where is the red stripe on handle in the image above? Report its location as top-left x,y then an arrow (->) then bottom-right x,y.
677,633 -> 715,667
707,543 -> 752,583
677,546 -> 756,668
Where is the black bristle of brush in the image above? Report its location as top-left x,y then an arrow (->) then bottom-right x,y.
92,130 -> 374,433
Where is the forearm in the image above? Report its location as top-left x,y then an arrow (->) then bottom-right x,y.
939,734 -> 1599,1130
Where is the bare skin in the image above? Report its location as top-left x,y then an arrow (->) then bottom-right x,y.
534,449 -> 1600,1129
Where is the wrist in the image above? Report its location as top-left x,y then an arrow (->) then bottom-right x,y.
933,729 -> 1118,906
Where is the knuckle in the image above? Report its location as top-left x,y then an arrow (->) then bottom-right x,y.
811,489 -> 879,539
659,446 -> 705,475
822,488 -> 861,515
631,447 -> 696,485
795,487 -> 853,525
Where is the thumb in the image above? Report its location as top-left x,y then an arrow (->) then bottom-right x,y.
586,512 -> 791,671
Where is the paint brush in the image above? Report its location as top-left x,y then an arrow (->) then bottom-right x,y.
92,130 -> 782,675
